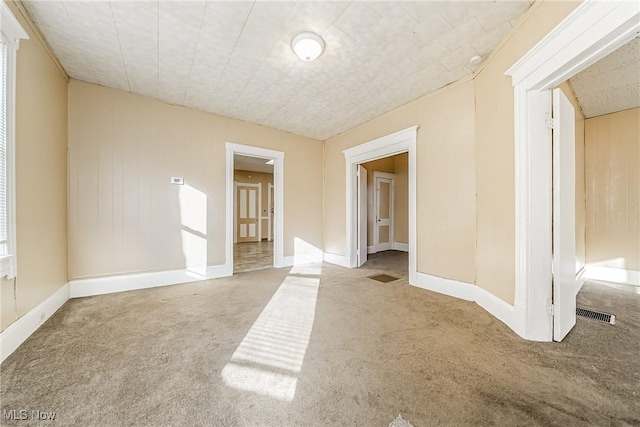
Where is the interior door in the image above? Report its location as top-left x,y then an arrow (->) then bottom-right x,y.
269,184 -> 275,241
552,88 -> 577,342
237,184 -> 260,243
375,176 -> 393,252
357,165 -> 367,267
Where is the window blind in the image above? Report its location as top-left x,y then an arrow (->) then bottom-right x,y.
0,38 -> 8,256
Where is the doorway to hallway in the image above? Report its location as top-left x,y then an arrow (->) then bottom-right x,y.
226,143 -> 284,274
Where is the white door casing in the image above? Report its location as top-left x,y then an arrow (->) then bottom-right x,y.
343,126 -> 417,285
552,88 -> 576,342
267,183 -> 274,241
357,165 -> 367,267
226,143 -> 284,273
506,1 -> 639,341
373,171 -> 395,252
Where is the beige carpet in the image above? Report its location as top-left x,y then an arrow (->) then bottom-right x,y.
1,251 -> 639,426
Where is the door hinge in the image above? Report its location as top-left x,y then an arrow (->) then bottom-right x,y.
547,302 -> 555,316
356,249 -> 360,256
545,112 -> 554,129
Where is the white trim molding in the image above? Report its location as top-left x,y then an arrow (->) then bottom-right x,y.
343,126 -> 418,285
505,0 -> 640,341
69,264 -> 229,298
413,273 -> 517,333
1,2 -> 29,48
392,242 -> 409,252
282,253 -> 324,268
576,267 -> 587,293
584,266 -> 640,288
368,243 -> 409,254
226,143 -> 284,270
267,182 -> 274,241
0,283 -> 69,364
323,252 -> 349,268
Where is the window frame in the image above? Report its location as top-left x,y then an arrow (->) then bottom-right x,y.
0,1 -> 28,279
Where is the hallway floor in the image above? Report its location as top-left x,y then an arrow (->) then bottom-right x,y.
233,240 -> 273,273
1,252 -> 638,426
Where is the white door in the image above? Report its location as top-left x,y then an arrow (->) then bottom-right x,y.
237,184 -> 260,243
268,183 -> 274,242
552,88 -> 576,342
357,165 -> 368,267
374,175 -> 394,252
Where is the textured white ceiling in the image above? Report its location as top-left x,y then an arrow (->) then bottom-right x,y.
23,0 -> 532,140
234,154 -> 274,174
569,37 -> 640,118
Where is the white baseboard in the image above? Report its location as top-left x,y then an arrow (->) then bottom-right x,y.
1,283 -> 70,364
392,242 -> 409,252
282,252 -> 324,267
584,265 -> 639,287
474,286 -> 516,330
369,243 -> 403,254
323,252 -> 349,268
70,264 -> 231,298
576,267 -> 587,293
413,272 -> 518,335
413,272 -> 475,301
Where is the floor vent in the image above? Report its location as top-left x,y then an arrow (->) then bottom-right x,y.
368,274 -> 399,283
576,307 -> 616,325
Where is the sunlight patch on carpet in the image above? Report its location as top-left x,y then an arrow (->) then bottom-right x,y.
221,265 -> 321,401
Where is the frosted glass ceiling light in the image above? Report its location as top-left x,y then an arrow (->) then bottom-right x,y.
292,32 -> 325,62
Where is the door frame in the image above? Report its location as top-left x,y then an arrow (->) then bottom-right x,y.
343,126 -> 417,285
506,1 -> 639,341
226,143 -> 284,274
234,181 -> 262,244
267,183 -> 274,241
372,171 -> 395,253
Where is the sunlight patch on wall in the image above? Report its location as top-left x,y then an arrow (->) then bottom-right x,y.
292,237 -> 323,265
179,184 -> 208,277
587,257 -> 625,269
221,265 -> 321,402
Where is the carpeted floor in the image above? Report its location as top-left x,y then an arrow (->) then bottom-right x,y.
1,251 -> 639,426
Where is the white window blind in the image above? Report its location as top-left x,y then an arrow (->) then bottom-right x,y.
0,37 -> 7,256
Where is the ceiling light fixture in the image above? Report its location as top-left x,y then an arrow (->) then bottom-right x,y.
469,55 -> 482,66
292,32 -> 325,62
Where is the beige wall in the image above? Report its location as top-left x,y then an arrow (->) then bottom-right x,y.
585,108 -> 640,272
474,0 -> 581,303
68,80 -> 323,280
1,2 -> 68,331
234,170 -> 273,240
324,0 -> 581,303
360,153 -> 408,247
324,81 -> 477,284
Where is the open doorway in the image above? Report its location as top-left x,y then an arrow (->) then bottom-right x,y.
233,154 -> 274,273
225,143 -> 284,275
550,37 -> 640,341
343,126 -> 417,285
506,1 -> 639,342
356,153 -> 409,277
